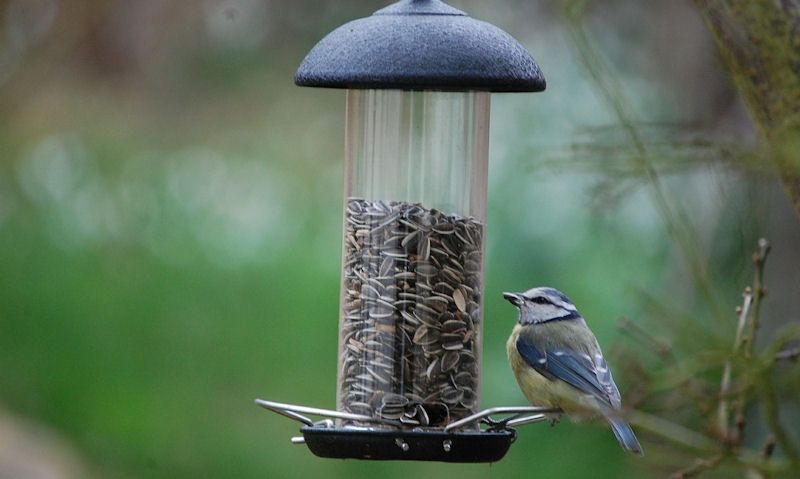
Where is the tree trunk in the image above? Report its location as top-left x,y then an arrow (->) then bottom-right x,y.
694,0 -> 800,218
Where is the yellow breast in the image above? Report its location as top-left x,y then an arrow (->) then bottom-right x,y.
506,324 -> 593,415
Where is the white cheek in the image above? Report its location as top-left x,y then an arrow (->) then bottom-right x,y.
532,304 -> 565,320
553,299 -> 577,312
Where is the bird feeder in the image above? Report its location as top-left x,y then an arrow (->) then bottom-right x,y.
257,0 -> 556,462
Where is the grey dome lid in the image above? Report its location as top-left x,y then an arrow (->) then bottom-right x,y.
295,0 -> 545,92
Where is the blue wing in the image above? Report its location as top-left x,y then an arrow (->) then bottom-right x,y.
516,336 -> 621,409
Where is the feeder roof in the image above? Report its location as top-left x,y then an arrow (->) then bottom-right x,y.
295,0 -> 546,92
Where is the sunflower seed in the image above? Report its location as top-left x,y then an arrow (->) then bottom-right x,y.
413,326 -> 440,345
441,351 -> 460,372
338,198 -> 483,429
453,289 -> 466,312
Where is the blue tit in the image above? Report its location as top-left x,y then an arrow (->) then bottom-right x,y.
504,287 -> 643,455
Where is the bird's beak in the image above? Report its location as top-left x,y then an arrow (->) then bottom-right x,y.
503,292 -> 523,307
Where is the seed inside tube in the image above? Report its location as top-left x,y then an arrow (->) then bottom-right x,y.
339,199 -> 483,429
453,289 -> 466,312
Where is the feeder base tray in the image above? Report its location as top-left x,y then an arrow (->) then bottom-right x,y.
300,426 -> 516,462
256,399 -> 558,463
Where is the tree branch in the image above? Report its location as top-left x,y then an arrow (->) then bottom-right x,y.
561,0 -> 727,322
715,239 -> 771,448
745,239 -> 772,358
693,0 -> 800,218
717,287 -> 753,440
671,454 -> 724,479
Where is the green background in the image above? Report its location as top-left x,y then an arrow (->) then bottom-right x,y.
1,1 -> 797,478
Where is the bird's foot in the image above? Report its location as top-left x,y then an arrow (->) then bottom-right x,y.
548,414 -> 562,427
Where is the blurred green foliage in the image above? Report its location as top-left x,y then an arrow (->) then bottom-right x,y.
1,1 -> 798,478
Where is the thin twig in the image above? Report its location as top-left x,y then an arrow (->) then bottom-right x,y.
618,317 -> 676,363
759,371 -> 800,464
759,436 -> 777,479
762,324 -> 800,360
559,0 -> 725,321
671,454 -> 725,479
718,240 -> 771,448
629,410 -> 717,451
735,290 -> 755,351
746,239 -> 772,359
775,346 -> 800,361
717,287 -> 753,440
737,448 -> 791,473
763,435 -> 777,460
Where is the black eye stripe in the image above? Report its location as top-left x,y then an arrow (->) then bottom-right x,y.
530,296 -> 550,305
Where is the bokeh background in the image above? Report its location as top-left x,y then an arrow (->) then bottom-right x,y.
1,0 -> 798,478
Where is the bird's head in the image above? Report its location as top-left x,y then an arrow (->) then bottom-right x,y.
503,287 -> 580,324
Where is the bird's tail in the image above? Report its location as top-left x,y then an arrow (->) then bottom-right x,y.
608,417 -> 643,455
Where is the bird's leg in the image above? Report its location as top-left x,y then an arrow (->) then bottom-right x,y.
548,413 -> 562,427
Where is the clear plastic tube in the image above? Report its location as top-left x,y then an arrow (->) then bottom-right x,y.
337,90 -> 490,429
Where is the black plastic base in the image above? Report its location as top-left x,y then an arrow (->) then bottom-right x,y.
300,427 -> 516,463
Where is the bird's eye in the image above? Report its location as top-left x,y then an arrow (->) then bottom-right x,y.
531,297 -> 549,305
